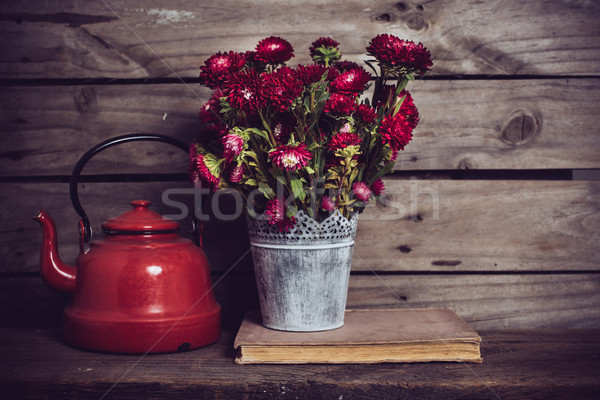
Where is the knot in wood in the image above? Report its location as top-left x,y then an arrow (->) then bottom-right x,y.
458,158 -> 476,170
375,13 -> 393,22
406,14 -> 428,31
501,109 -> 540,146
73,86 -> 97,113
395,2 -> 407,11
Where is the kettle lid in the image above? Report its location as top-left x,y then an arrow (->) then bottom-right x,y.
101,200 -> 179,234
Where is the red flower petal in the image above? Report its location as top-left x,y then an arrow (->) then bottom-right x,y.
255,36 -> 295,64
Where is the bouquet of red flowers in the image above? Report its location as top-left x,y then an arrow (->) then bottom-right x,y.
189,34 -> 432,231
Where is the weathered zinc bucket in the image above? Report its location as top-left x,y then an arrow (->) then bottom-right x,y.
247,210 -> 358,331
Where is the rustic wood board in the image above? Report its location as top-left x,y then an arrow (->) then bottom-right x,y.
1,0 -> 599,78
1,327 -> 599,399
347,274 -> 600,329
2,179 -> 598,273
356,179 -> 600,272
2,273 -> 599,330
2,79 -> 599,177
0,84 -> 208,176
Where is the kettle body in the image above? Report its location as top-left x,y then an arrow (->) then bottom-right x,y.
34,135 -> 221,353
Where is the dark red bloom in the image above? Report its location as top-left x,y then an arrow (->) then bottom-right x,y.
355,104 -> 377,124
199,51 -> 246,89
294,64 -> 338,85
329,67 -> 371,95
188,144 -> 201,186
370,178 -> 385,196
199,88 -> 227,124
378,113 -> 413,151
329,132 -> 362,151
309,37 -> 340,58
396,90 -> 420,130
255,36 -> 295,64
188,146 -> 220,190
352,182 -> 372,202
269,143 -> 312,171
226,69 -> 266,114
229,163 -> 246,183
244,51 -> 258,62
321,196 -> 337,212
222,134 -> 245,160
265,198 -> 296,232
324,93 -> 357,115
271,112 -> 296,143
367,34 -> 432,75
263,67 -> 303,112
376,87 -> 420,130
333,61 -> 361,73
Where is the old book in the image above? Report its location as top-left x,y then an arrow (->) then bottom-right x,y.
234,308 -> 482,364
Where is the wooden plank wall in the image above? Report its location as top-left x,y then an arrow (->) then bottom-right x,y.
1,0 -> 599,330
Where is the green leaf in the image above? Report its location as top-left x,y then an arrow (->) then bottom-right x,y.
245,178 -> 258,186
247,128 -> 270,141
368,161 -> 395,185
203,153 -> 225,178
392,94 -> 406,117
258,182 -> 275,200
290,179 -> 306,201
286,205 -> 298,218
305,166 -> 315,174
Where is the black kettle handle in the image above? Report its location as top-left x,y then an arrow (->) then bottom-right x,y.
70,133 -> 192,245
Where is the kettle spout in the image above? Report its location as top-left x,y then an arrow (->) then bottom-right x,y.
34,210 -> 77,292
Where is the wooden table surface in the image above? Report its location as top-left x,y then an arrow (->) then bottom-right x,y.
1,327 -> 599,399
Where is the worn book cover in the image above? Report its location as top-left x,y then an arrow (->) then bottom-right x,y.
234,308 -> 482,364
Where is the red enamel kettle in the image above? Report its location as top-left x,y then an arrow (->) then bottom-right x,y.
34,134 -> 221,354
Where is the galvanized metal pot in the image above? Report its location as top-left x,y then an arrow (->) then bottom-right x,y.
247,210 -> 358,331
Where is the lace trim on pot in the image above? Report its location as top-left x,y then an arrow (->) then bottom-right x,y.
247,209 -> 358,246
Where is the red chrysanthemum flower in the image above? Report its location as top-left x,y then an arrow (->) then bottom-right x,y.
271,112 -> 296,143
188,147 -> 220,190
333,61 -> 361,73
376,85 -> 419,125
329,132 -> 362,151
269,143 -> 312,171
226,69 -> 266,114
366,34 -> 432,75
199,51 -> 246,89
321,196 -> 337,212
309,37 -> 340,58
229,163 -> 245,183
390,149 -> 399,162
370,178 -> 385,196
355,104 -> 377,124
329,67 -> 371,95
352,182 -> 372,202
294,64 -> 338,85
199,88 -> 227,124
265,198 -> 296,232
244,50 -> 258,62
378,113 -> 413,151
188,144 -> 201,186
324,93 -> 357,115
396,90 -> 420,130
197,154 -> 220,188
263,67 -> 303,112
222,134 -> 245,160
255,36 -> 295,64
376,86 -> 419,129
